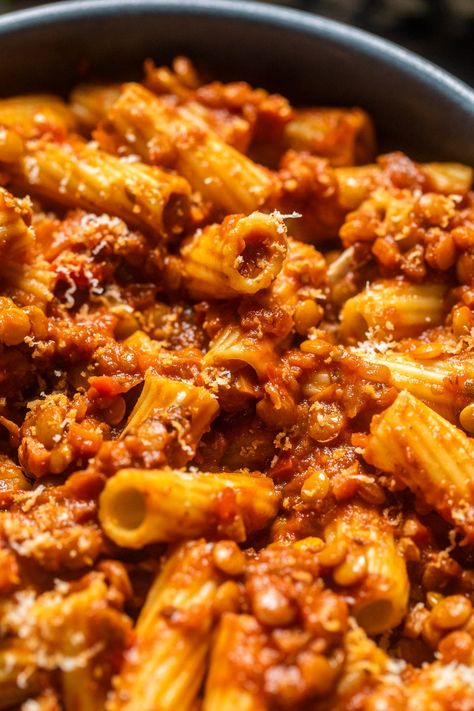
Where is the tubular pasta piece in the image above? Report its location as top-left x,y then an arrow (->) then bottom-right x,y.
0,642 -> 41,710
335,160 -> 473,211
285,107 -> 376,166
70,84 -> 121,131
0,187 -> 54,305
334,164 -> 381,211
422,162 -> 473,194
203,614 -> 267,711
1,573 -> 131,711
0,186 -> 34,255
340,280 -> 447,342
98,83 -> 276,213
62,665 -> 107,711
364,391 -> 474,536
324,501 -> 409,634
99,467 -> 280,546
351,348 -> 474,421
120,371 -> 219,466
108,540 -> 221,711
0,125 -> 24,163
204,324 -> 279,379
10,137 -> 191,240
331,625 -> 391,707
181,211 -> 287,299
0,94 -> 76,139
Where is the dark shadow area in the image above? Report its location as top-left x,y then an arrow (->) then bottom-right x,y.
1,0 -> 473,87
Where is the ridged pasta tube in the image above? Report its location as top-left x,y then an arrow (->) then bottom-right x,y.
0,186 -> 34,255
99,83 -> 276,213
99,467 -> 280,547
0,642 -> 41,710
204,324 -> 279,379
181,211 -> 287,299
10,137 -> 191,240
351,349 -> 474,421
324,501 -> 409,635
335,161 -> 473,211
421,162 -> 473,194
0,94 -> 76,139
364,391 -> 474,535
108,540 -> 221,711
203,614 -> 267,711
340,280 -> 447,341
0,125 -> 24,162
62,665 -> 107,711
70,84 -> 121,131
120,372 -> 219,466
0,187 -> 53,304
285,107 -> 375,166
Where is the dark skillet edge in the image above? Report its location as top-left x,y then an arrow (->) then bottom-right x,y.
0,0 -> 472,163
0,0 -> 472,104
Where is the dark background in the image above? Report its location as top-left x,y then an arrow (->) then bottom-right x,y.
1,0 -> 473,87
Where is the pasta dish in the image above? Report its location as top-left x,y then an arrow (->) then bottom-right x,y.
0,56 -> 474,710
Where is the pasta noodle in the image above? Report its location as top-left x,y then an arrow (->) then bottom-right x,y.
364,391 -> 474,535
0,642 -> 41,710
0,125 -> 24,163
324,501 -> 409,634
284,107 -> 376,166
0,187 -> 54,305
181,210 -> 287,299
99,467 -> 280,546
62,665 -> 107,711
203,323 -> 280,378
350,348 -> 474,421
120,371 -> 219,465
97,82 -> 276,213
335,159 -> 473,210
9,137 -> 191,240
0,94 -> 76,139
340,279 -> 447,341
108,540 -> 221,711
203,614 -> 267,711
70,84 -> 121,131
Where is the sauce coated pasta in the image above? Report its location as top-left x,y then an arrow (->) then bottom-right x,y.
0,56 -> 474,710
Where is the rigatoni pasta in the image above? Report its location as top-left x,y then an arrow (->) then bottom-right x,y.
364,390 -> 474,536
204,323 -> 280,378
120,371 -> 219,466
108,540 -> 221,711
323,501 -> 409,634
0,56 -> 474,711
70,84 -> 121,131
0,94 -> 77,139
99,467 -> 280,546
9,137 -> 191,239
0,642 -> 42,710
340,279 -> 447,341
350,348 -> 474,421
96,82 -> 276,213
0,187 -> 54,305
284,107 -> 376,166
181,210 -> 287,299
0,125 -> 24,163
203,614 -> 267,711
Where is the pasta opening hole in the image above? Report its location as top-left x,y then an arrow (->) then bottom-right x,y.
110,487 -> 147,530
344,312 -> 369,340
163,193 -> 189,236
238,231 -> 271,279
355,599 -> 393,635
